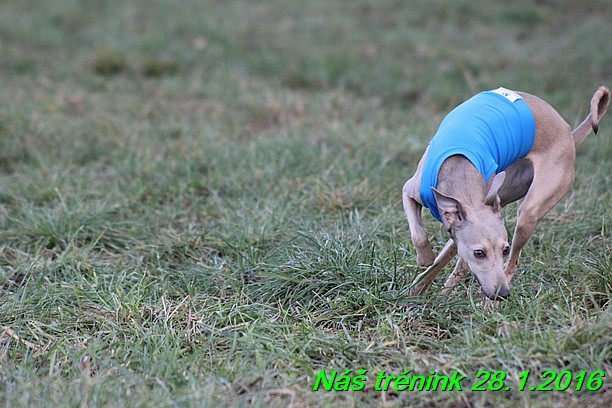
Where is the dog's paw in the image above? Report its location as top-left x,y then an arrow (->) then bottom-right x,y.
409,284 -> 425,297
416,248 -> 436,266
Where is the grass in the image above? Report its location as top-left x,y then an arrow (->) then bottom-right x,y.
0,0 -> 610,406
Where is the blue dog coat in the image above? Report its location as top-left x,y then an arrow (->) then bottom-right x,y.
420,88 -> 536,221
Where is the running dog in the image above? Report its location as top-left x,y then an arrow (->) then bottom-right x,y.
402,86 -> 609,300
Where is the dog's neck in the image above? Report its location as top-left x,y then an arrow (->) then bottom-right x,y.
436,155 -> 486,208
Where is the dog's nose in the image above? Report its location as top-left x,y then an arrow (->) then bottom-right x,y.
489,285 -> 509,300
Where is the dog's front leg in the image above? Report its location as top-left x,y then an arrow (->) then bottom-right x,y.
410,239 -> 457,295
441,258 -> 468,295
402,180 -> 436,266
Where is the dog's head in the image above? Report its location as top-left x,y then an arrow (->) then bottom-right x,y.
433,172 -> 510,300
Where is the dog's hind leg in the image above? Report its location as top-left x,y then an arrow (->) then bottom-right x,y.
505,87 -> 609,284
504,158 -> 574,283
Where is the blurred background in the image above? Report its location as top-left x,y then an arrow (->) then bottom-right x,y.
2,0 -> 610,112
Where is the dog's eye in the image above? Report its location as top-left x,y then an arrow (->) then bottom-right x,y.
474,249 -> 486,259
502,246 -> 510,256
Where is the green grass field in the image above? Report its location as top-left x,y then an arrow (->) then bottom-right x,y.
0,1 -> 610,407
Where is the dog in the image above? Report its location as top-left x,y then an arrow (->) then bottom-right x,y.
402,86 -> 609,300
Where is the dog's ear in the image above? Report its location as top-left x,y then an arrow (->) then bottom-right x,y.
433,188 -> 465,231
484,171 -> 505,213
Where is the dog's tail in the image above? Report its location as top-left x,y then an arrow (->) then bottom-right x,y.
572,86 -> 610,146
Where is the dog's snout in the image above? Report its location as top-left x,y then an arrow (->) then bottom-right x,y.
487,285 -> 510,301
